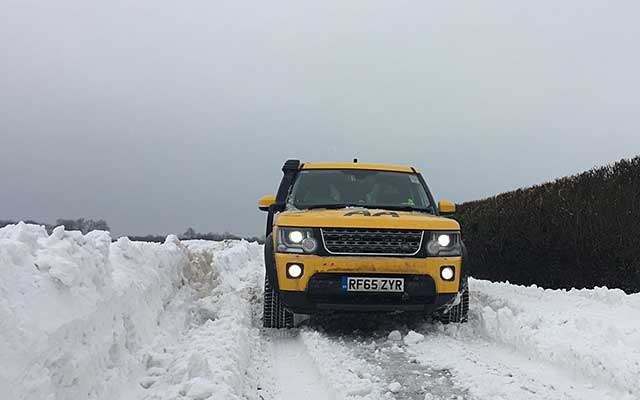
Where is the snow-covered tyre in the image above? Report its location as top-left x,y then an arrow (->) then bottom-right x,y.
263,277 -> 294,329
438,277 -> 469,324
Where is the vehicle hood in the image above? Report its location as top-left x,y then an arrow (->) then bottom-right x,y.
275,208 -> 460,230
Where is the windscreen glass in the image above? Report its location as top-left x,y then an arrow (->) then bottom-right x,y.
287,169 -> 433,212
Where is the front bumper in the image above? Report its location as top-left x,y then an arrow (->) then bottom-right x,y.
274,253 -> 462,314
280,274 -> 457,314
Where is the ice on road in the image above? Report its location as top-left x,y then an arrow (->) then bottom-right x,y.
1,223 -> 639,400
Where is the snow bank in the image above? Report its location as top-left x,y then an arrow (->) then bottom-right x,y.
0,223 -> 190,400
187,239 -> 264,293
0,224 -> 266,400
450,278 -> 640,396
138,288 -> 259,400
137,240 -> 265,400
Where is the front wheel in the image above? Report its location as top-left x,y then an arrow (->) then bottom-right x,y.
263,276 -> 294,329
437,276 -> 469,324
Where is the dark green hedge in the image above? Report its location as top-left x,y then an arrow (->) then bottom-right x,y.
457,156 -> 640,293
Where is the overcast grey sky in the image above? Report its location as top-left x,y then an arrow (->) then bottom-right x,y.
1,1 -> 639,236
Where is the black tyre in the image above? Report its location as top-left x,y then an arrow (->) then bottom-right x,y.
438,277 -> 469,324
263,276 -> 294,329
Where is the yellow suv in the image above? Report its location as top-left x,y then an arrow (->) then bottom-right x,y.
258,160 -> 469,328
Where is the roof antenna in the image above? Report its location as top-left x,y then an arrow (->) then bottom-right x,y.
353,158 -> 358,163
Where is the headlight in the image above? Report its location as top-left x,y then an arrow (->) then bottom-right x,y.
427,231 -> 462,256
288,230 -> 304,244
276,227 -> 318,254
437,234 -> 451,247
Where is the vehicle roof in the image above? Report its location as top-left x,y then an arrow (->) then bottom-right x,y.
301,162 -> 419,173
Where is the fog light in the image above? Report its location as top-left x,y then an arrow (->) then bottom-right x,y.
287,263 -> 303,279
437,234 -> 451,247
301,238 -> 317,253
440,266 -> 455,281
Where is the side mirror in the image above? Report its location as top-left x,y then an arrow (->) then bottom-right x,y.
258,194 -> 276,212
438,200 -> 456,216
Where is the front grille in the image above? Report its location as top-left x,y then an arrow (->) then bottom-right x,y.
321,227 -> 423,255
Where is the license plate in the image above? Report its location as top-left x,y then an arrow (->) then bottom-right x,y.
341,277 -> 405,292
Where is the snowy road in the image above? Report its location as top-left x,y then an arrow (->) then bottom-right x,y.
261,331 -> 337,400
2,225 -> 639,400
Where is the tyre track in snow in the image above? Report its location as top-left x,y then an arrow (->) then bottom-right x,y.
256,330 -> 338,400
253,308 -> 384,400
256,300 -> 454,400
407,325 -> 631,400
260,305 -> 630,400
301,314 -> 469,400
297,310 -> 634,400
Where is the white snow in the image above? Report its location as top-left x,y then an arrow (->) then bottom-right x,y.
2,223 -> 640,400
0,223 -> 264,400
387,382 -> 402,393
403,331 -> 425,345
265,332 -> 338,400
387,330 -> 402,342
403,278 -> 640,399
138,240 -> 264,400
0,223 -> 190,400
298,329 -> 386,399
467,279 -> 640,395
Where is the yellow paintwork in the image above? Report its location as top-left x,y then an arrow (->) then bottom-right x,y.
302,162 -> 418,173
258,194 -> 276,211
438,200 -> 456,214
275,252 -> 461,293
275,208 -> 460,230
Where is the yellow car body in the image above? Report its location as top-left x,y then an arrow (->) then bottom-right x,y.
259,160 -> 469,327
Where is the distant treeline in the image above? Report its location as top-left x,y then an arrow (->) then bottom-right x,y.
129,227 -> 264,244
0,219 -> 264,244
456,156 -> 640,293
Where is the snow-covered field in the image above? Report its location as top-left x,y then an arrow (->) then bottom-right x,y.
1,223 -> 639,400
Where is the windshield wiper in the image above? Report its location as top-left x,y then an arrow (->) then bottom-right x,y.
366,205 -> 433,213
304,203 -> 361,210
302,204 -> 432,213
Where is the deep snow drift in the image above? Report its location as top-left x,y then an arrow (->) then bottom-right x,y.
458,279 -> 640,396
2,223 -> 639,400
0,222 -> 192,399
404,280 -> 640,400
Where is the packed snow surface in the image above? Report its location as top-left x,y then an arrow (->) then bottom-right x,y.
1,223 -> 639,400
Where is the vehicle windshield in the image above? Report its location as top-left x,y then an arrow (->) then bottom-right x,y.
287,169 -> 433,212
